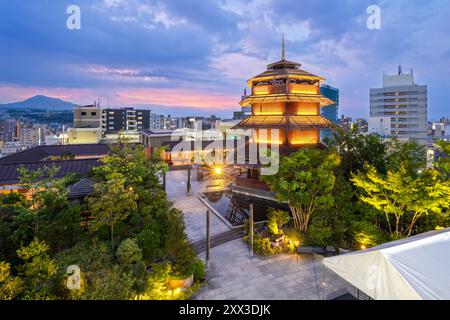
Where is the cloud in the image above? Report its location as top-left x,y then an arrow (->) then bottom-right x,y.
0,0 -> 449,119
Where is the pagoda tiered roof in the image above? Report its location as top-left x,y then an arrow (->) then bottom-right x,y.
251,58 -> 323,82
234,115 -> 333,130
240,93 -> 334,107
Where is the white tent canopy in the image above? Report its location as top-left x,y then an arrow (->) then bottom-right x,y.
322,228 -> 450,300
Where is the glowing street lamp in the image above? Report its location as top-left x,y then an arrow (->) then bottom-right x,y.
214,166 -> 222,175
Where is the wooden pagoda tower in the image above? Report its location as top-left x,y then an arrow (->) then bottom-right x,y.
233,36 -> 335,157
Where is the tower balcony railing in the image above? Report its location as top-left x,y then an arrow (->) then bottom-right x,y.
252,83 -> 320,95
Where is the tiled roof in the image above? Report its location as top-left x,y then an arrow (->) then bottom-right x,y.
163,140 -> 235,152
67,178 -> 95,199
141,129 -> 175,136
0,144 -> 110,164
0,159 -> 101,186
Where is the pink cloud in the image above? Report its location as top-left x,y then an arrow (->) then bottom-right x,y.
0,84 -> 239,110
114,87 -> 239,109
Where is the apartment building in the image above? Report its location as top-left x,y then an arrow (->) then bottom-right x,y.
369,67 -> 427,145
103,108 -> 150,134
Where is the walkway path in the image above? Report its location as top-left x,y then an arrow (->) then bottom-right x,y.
166,170 -> 229,243
191,229 -> 245,254
166,170 -> 355,300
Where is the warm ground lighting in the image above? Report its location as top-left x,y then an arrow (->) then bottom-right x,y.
214,166 -> 222,175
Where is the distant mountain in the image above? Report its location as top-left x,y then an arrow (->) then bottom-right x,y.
0,95 -> 75,111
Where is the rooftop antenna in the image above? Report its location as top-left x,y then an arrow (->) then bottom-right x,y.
282,34 -> 286,61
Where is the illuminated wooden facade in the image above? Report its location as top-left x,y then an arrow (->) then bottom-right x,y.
234,37 -> 334,154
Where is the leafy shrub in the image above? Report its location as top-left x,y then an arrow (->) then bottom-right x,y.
186,259 -> 205,281
116,239 -> 143,266
142,263 -> 172,300
172,245 -> 196,278
165,208 -> 189,258
267,208 -> 290,235
305,218 -> 333,248
283,227 -> 304,253
137,225 -> 162,262
350,221 -> 387,248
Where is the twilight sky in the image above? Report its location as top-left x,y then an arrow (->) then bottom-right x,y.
0,0 -> 449,119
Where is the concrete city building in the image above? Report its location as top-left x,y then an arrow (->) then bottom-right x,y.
233,106 -> 252,120
67,128 -> 102,145
368,117 -> 392,137
0,120 -> 17,142
150,113 -> 165,129
338,115 -> 353,131
354,118 -> 368,133
73,105 -> 102,129
431,118 -> 450,141
18,124 -> 46,147
320,85 -> 339,140
68,104 -> 103,144
370,66 -> 427,145
102,107 -> 151,134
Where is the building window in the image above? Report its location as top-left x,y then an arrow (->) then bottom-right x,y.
81,112 -> 87,116
91,112 -> 97,116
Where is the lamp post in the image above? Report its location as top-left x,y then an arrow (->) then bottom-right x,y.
206,209 -> 211,269
187,167 -> 191,195
162,172 -> 166,192
249,203 -> 254,259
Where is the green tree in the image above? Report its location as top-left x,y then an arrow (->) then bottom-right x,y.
137,224 -> 163,262
88,172 -> 138,249
0,261 -> 22,300
386,139 -> 426,175
305,219 -> 333,248
436,140 -> 450,177
325,127 -> 387,177
116,238 -> 147,294
55,240 -> 136,300
116,238 -> 143,266
263,149 -> 341,232
82,266 -> 135,300
16,238 -> 58,299
352,165 -> 450,238
13,166 -> 84,252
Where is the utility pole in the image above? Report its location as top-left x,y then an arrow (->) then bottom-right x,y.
206,209 -> 211,269
249,203 -> 254,259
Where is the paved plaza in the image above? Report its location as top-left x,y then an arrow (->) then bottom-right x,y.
166,170 -> 355,300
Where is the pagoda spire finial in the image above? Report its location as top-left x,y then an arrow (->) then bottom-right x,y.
282,34 -> 286,61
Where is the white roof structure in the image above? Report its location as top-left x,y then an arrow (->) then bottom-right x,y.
322,228 -> 450,300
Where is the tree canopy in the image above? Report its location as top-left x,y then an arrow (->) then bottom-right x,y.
0,139 -> 203,300
263,149 -> 341,232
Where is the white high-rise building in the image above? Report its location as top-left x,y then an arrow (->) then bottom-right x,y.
369,66 -> 427,145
